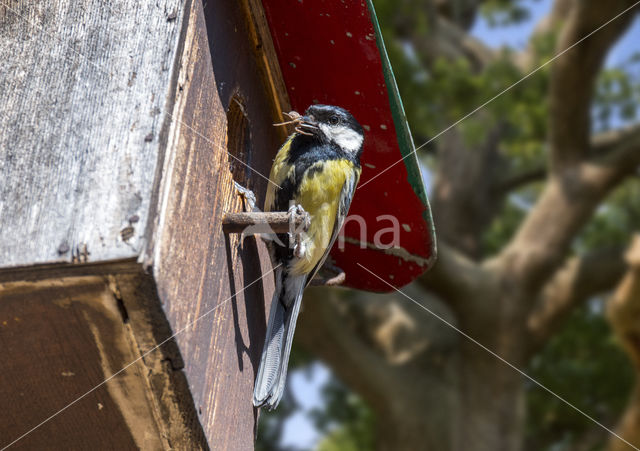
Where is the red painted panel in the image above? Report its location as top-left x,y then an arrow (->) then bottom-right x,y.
262,0 -> 436,291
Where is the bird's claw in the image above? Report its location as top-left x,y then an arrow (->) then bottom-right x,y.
288,204 -> 308,232
288,204 -> 308,258
293,238 -> 307,259
234,181 -> 260,212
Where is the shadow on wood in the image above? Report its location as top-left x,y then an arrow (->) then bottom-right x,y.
0,0 -> 290,448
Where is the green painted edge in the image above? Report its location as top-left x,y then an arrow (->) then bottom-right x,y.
366,0 -> 437,261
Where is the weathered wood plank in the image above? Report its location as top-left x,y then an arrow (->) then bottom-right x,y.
0,0 -> 186,268
0,271 -> 208,450
112,271 -> 209,448
145,0 -> 284,446
0,277 -> 165,449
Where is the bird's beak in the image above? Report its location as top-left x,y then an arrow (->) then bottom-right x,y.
296,115 -> 319,136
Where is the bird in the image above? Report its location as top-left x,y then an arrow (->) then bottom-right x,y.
252,104 -> 365,410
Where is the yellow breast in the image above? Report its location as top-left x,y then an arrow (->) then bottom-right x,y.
264,135 -> 357,275
290,159 -> 354,275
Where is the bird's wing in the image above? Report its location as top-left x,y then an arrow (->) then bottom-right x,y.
305,167 -> 361,286
265,135 -> 295,212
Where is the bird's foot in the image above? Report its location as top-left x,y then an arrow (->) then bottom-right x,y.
288,204 -> 309,258
288,204 -> 309,230
234,181 -> 260,212
293,235 -> 307,259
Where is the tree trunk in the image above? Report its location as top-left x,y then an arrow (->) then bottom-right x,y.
298,287 -> 529,451
456,343 -> 526,451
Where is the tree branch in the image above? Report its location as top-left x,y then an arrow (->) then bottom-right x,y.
527,246 -> 627,351
513,0 -> 572,71
495,165 -> 547,193
495,124 -> 640,193
296,283 -> 465,448
500,119 -> 640,295
432,123 -> 508,258
390,1 -> 498,72
296,284 -> 460,428
431,15 -> 497,69
592,123 -> 640,154
607,235 -> 640,366
295,288 -> 402,413
584,123 -> 640,190
549,0 -> 638,171
417,241 -> 498,318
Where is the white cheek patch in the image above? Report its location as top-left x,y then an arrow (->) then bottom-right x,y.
319,124 -> 364,153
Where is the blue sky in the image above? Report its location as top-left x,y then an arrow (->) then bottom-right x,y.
280,363 -> 330,449
470,0 -> 640,68
470,0 -> 553,48
279,2 -> 640,448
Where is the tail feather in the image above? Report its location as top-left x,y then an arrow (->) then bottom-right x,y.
253,269 -> 305,410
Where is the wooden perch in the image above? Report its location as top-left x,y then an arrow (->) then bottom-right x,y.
224,211 -> 346,286
222,211 -> 310,234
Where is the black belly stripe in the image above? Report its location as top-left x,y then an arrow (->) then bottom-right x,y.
271,133 -> 362,261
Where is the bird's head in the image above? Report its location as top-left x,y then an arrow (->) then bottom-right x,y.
296,104 -> 364,156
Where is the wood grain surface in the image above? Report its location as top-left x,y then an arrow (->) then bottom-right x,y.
0,0 -> 288,447
222,211 -> 310,234
146,0 -> 285,446
0,277 -> 163,450
0,0 -> 185,267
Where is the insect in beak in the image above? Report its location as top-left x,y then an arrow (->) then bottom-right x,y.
295,115 -> 318,136
273,111 -> 318,136
273,111 -> 303,127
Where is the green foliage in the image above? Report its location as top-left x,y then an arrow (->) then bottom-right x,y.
530,25 -> 558,60
593,57 -> 640,131
480,0 -> 533,27
579,182 -> 640,251
312,382 -> 375,451
388,46 -> 535,136
255,391 -> 298,451
381,16 -> 552,176
525,303 -> 635,450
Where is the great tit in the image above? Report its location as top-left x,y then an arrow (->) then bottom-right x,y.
253,104 -> 364,410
